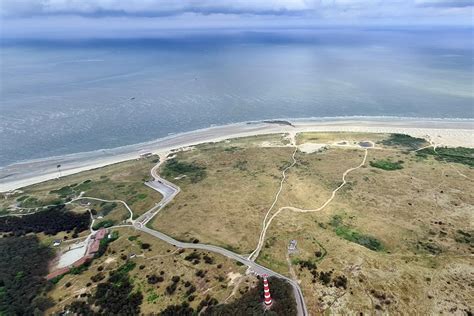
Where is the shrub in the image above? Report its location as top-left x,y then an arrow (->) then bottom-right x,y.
417,147 -> 474,167
162,160 -> 206,183
370,160 -> 403,171
382,134 -> 427,150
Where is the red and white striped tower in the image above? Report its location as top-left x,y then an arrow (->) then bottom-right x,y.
262,274 -> 273,307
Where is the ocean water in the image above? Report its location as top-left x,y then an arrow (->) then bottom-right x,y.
0,28 -> 473,167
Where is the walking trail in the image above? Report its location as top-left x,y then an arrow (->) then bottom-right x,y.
248,137 -> 371,262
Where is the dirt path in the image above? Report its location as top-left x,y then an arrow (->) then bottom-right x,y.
248,144 -> 369,262
247,134 -> 298,260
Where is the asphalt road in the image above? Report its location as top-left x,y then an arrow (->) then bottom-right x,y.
138,225 -> 307,316
135,159 -> 308,316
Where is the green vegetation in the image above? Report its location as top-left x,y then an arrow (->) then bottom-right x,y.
382,133 -> 427,150
417,147 -> 474,167
370,159 -> 404,171
136,193 -> 148,200
69,262 -> 91,275
330,215 -> 383,251
204,277 -> 297,315
0,205 -> 90,236
64,260 -> 142,315
116,260 -> 136,275
334,226 -> 383,251
95,231 -> 119,258
0,236 -> 55,315
98,202 -> 118,216
147,292 -> 159,303
17,196 -> 42,208
50,180 -> 94,199
454,230 -> 473,244
92,219 -> 115,230
161,159 -> 207,183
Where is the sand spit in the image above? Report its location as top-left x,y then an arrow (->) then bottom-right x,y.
1,118 -> 472,192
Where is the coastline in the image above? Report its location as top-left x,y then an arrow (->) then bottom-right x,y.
1,117 -> 473,192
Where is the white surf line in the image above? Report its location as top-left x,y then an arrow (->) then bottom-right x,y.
249,147 -> 369,262
248,134 -> 298,261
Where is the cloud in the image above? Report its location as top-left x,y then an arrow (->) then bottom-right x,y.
2,0 -> 471,18
0,0 -> 472,39
415,0 -> 474,7
2,0 -> 319,17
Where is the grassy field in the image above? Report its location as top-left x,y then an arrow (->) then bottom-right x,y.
1,156 -> 163,217
4,131 -> 473,315
151,134 -> 295,253
46,227 -> 253,314
257,134 -> 473,315
296,131 -> 389,146
151,132 -> 472,314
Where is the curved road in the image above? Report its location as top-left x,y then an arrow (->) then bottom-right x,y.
134,154 -> 309,316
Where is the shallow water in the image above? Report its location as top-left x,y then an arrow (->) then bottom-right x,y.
1,27 -> 473,166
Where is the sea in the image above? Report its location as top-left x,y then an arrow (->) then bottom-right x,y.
1,27 -> 473,167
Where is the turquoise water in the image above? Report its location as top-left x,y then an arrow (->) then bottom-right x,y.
0,28 -> 473,166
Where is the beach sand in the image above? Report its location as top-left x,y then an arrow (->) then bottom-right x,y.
1,118 -> 472,192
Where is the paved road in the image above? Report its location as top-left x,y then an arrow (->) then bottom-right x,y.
138,225 -> 307,316
135,158 -> 181,227
134,156 -> 308,316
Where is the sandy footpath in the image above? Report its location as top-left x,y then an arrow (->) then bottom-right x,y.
1,118 -> 472,192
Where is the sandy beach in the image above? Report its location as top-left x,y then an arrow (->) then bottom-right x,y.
1,118 -> 472,192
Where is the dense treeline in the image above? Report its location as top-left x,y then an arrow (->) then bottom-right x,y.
64,261 -> 143,315
204,277 -> 297,316
0,235 -> 55,315
0,205 -> 90,236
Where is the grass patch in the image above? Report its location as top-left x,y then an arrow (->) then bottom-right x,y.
98,202 -> 117,216
161,159 -> 206,183
329,215 -> 383,251
382,133 -> 427,150
417,147 -> 474,167
147,292 -> 159,304
92,220 -> 115,230
370,160 -> 404,171
94,231 -> 119,258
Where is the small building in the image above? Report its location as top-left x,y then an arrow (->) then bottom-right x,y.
288,240 -> 297,252
52,240 -> 62,247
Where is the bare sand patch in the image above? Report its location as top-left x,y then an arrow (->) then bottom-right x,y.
298,143 -> 328,153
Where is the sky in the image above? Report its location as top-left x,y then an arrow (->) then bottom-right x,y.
0,0 -> 473,39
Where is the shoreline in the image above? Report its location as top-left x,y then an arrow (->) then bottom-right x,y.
1,117 -> 473,192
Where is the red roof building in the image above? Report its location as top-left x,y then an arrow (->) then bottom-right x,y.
88,240 -> 101,254
95,228 -> 107,240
